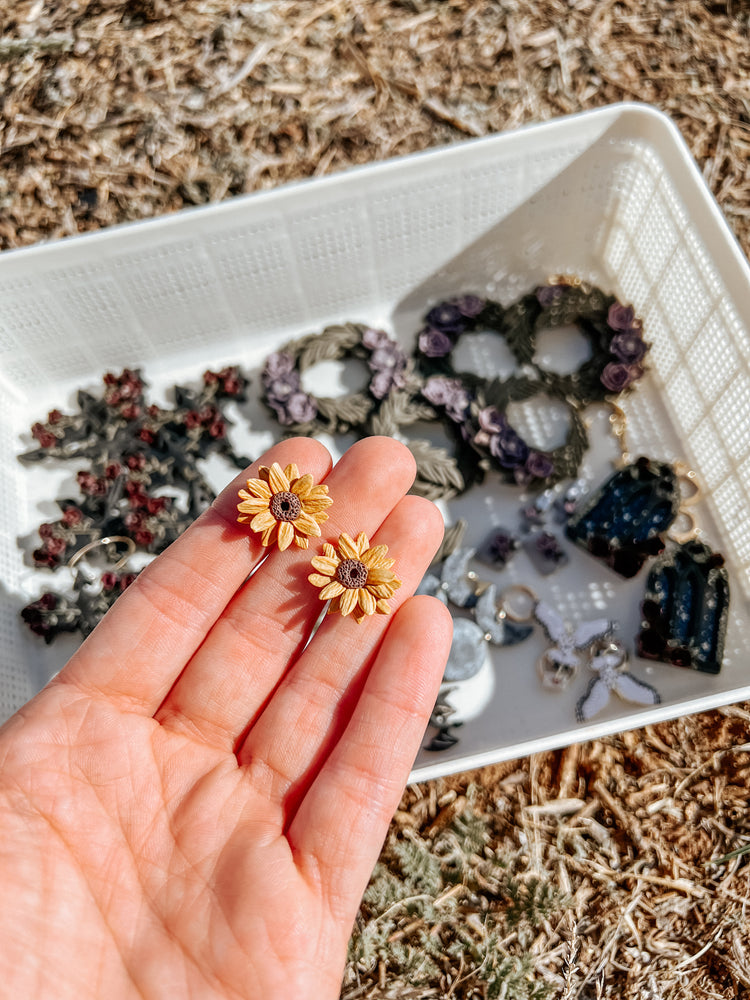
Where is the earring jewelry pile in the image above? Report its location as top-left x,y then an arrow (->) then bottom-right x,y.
19,275 -> 731,753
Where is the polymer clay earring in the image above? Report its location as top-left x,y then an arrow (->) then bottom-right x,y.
636,539 -> 730,674
237,462 -> 333,551
476,527 -> 520,570
523,531 -> 568,576
533,600 -> 616,691
308,532 -> 401,623
565,456 -> 681,577
418,546 -> 481,608
417,551 -> 534,680
21,536 -> 138,642
419,559 -> 534,753
425,691 -> 462,752
475,584 -> 535,647
576,639 -> 661,722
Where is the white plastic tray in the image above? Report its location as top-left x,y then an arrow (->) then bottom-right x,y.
1,104 -> 749,783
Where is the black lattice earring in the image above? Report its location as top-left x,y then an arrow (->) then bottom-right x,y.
565,456 -> 682,577
636,539 -> 730,675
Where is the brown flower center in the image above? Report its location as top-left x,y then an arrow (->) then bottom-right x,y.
336,558 -> 368,589
269,490 -> 302,522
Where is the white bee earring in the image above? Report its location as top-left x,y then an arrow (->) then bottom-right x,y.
576,640 -> 661,722
533,600 -> 616,692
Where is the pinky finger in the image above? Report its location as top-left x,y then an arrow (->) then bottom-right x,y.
286,594 -> 452,921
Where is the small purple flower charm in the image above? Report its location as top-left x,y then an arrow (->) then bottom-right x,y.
601,362 -> 642,393
607,302 -> 642,333
361,327 -> 390,350
454,294 -> 486,318
263,351 -> 296,379
476,526 -> 519,568
422,377 -> 471,423
262,352 -> 317,425
524,530 -> 569,576
284,392 -> 318,424
418,326 -> 454,358
425,301 -> 467,335
524,450 -> 555,480
489,424 -> 529,469
610,331 -> 648,365
363,328 -> 409,399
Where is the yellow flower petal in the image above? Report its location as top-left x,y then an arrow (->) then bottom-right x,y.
354,612 -> 368,625
277,520 -> 294,550
301,498 -> 333,515
358,587 -> 376,616
294,535 -> 309,549
376,600 -> 392,615
339,588 -> 358,616
294,511 -> 322,537
290,473 -> 313,498
244,478 -> 271,499
251,510 -> 276,532
354,532 -> 370,556
305,485 -> 333,503
361,544 -> 389,568
284,463 -> 300,483
337,533 -> 359,559
268,462 -> 290,493
311,555 -> 338,575
320,580 -> 346,600
237,497 -> 271,515
327,595 -> 341,614
261,523 -> 277,547
322,542 -> 337,560
308,573 -> 333,588
370,583 -> 399,599
365,567 -> 396,585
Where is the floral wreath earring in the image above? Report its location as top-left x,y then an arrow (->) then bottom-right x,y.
22,535 -> 138,642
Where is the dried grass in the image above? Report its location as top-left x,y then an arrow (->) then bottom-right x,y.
2,1 -> 750,996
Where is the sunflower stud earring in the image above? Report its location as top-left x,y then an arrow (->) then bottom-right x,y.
237,462 -> 333,550
308,531 -> 401,623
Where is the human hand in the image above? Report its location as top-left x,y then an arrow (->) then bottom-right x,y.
0,437 -> 451,999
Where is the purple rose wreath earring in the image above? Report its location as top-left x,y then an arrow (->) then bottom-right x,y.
260,323 -> 412,434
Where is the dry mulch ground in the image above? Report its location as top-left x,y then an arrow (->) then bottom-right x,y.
2,1 -> 750,996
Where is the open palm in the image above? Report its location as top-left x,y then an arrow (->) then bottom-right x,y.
0,437 -> 451,999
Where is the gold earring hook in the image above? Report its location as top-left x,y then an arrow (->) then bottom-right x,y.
667,509 -> 700,545
606,399 -> 632,467
68,536 -> 136,573
672,461 -> 703,507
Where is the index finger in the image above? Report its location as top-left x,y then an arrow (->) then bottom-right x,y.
53,437 -> 333,712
